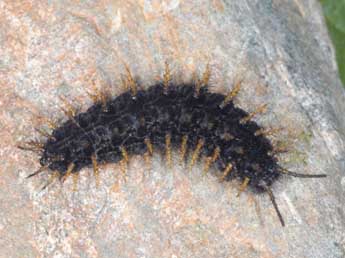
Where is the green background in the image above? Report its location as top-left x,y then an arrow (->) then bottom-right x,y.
321,0 -> 345,85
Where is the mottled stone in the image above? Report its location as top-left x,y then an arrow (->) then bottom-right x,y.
0,0 -> 344,257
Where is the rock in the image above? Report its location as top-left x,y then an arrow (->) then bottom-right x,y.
0,0 -> 344,257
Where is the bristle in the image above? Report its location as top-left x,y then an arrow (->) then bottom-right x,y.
237,177 -> 250,197
203,157 -> 213,174
203,146 -> 220,174
192,71 -> 199,96
189,139 -> 204,170
201,63 -> 211,87
120,146 -> 129,163
144,137 -> 153,155
254,127 -> 282,137
194,63 -> 211,98
35,127 -> 54,139
17,144 -> 43,153
144,152 -> 152,172
165,133 -> 172,168
59,96 -> 77,119
61,163 -> 75,182
124,64 -> 137,97
240,104 -> 268,124
194,80 -> 201,98
17,140 -> 45,153
121,76 -> 129,92
72,172 -> 79,192
37,116 -> 57,130
86,85 -> 100,103
19,148 -> 42,154
279,167 -> 327,178
46,119 -> 57,130
179,135 -> 188,165
120,146 -> 129,180
219,163 -> 233,182
26,165 -> 49,178
144,138 -> 153,173
40,171 -> 59,191
163,61 -> 171,94
91,154 -> 100,188
22,140 -> 44,149
265,186 -> 285,227
220,79 -> 242,108
99,91 -> 108,111
87,78 -> 108,108
268,142 -> 289,156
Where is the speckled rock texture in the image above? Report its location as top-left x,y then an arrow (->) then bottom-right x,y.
0,0 -> 344,257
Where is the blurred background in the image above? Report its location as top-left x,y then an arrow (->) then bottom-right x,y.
321,0 -> 345,85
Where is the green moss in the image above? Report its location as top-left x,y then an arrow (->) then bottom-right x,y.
297,130 -> 313,144
278,131 -> 313,166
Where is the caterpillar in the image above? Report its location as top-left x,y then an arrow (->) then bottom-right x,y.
19,64 -> 326,226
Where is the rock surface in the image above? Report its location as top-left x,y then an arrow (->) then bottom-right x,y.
0,0 -> 345,257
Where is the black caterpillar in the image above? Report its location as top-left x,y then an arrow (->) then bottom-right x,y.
21,67 -> 326,226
